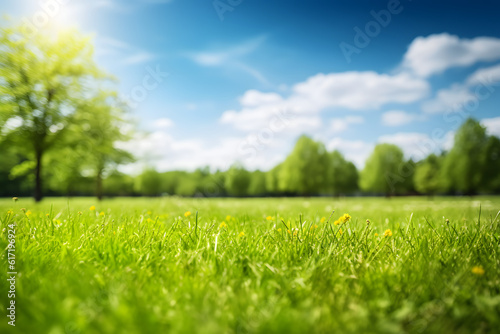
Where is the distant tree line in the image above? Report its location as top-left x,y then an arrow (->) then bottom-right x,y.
2,115 -> 499,199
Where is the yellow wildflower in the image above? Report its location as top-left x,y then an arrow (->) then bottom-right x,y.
238,232 -> 245,237
7,210 -> 13,215
338,228 -> 343,235
147,211 -> 152,215
46,213 -> 50,217
26,210 -> 32,217
384,229 -> 392,237
90,206 -> 96,211
374,233 -> 379,237
184,211 -> 191,217
226,215 -> 231,221
310,224 -> 319,230
334,213 -> 351,225
99,211 -> 105,216
293,230 -> 298,236
266,216 -> 273,221
471,266 -> 485,275
277,228 -> 282,232
220,222 -> 228,228
320,217 -> 326,223
147,218 -> 153,223
287,229 -> 291,234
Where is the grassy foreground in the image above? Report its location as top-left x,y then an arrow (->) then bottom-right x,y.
1,196 -> 499,334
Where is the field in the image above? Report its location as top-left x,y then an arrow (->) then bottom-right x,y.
1,196 -> 499,334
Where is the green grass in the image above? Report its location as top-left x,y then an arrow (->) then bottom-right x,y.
1,196 -> 499,334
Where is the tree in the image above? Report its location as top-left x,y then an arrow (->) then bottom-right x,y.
327,150 -> 358,195
72,92 -> 134,200
360,143 -> 405,196
279,135 -> 329,195
414,154 -> 443,196
225,163 -> 250,197
480,135 -> 500,193
265,164 -> 282,196
135,168 -> 163,196
442,118 -> 488,195
248,170 -> 267,196
0,24 -> 110,201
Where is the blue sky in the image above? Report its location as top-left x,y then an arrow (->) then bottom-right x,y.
3,0 -> 500,172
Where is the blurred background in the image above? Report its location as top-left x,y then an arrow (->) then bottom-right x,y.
1,0 -> 499,200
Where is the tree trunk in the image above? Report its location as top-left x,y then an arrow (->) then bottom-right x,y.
34,150 -> 43,202
96,169 -> 103,201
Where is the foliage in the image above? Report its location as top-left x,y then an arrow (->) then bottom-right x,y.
1,196 -> 499,333
360,143 -> 405,195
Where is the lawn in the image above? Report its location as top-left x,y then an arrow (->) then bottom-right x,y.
1,196 -> 499,334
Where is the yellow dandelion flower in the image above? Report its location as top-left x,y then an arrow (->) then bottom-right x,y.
384,229 -> 392,237
266,216 -> 273,221
184,211 -> 191,217
147,218 -> 153,223
320,217 -> 326,223
338,228 -> 343,235
334,219 -> 341,225
219,222 -> 227,228
342,213 -> 351,223
293,230 -> 298,236
277,228 -> 282,232
7,210 -> 13,215
226,215 -> 231,221
471,266 -> 485,275
287,229 -> 291,234
26,210 -> 32,217
45,213 -> 50,217
90,206 -> 96,211
238,232 -> 245,237
374,233 -> 379,237
310,224 -> 319,230
99,211 -> 105,216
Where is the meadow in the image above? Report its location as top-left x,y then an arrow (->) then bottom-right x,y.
1,196 -> 499,334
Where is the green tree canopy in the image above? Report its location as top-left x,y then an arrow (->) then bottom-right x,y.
360,143 -> 405,195
414,154 -> 443,195
442,118 -> 488,195
327,150 -> 358,195
225,163 -> 251,197
278,135 -> 329,195
0,23 -> 112,201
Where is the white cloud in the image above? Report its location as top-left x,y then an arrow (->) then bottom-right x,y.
330,116 -> 364,133
239,90 -> 283,107
221,71 -> 428,134
378,132 -> 447,161
122,52 -> 156,65
466,63 -> 500,86
381,110 -> 422,126
152,118 -> 174,130
327,138 -> 374,168
187,36 -> 270,85
291,72 -> 429,110
481,117 -> 500,137
402,33 -> 500,77
421,84 -> 477,114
